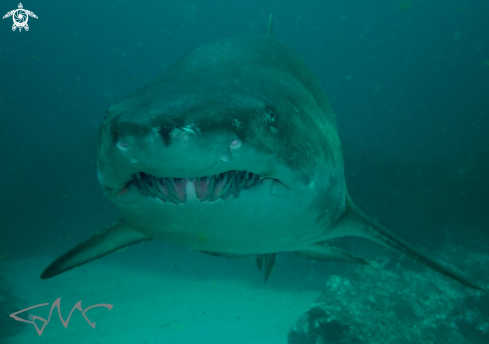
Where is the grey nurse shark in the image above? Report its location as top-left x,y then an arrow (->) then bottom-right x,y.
41,21 -> 485,292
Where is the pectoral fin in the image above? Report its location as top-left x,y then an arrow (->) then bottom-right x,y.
329,193 -> 486,292
41,219 -> 150,279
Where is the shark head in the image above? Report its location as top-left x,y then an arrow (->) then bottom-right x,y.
96,34 -> 346,254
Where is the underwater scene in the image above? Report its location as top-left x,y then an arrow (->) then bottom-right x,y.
1,1 -> 488,343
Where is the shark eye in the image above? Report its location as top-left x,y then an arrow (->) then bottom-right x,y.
266,108 -> 276,124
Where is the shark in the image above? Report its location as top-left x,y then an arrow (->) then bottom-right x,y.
41,20 -> 485,292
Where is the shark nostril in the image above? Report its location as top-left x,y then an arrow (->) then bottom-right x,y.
118,140 -> 129,149
230,139 -> 241,150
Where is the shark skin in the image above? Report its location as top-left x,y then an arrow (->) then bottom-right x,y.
41,29 -> 485,292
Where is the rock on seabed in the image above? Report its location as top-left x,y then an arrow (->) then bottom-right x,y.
289,251 -> 489,344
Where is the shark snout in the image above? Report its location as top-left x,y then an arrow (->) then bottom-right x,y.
97,116 -> 251,204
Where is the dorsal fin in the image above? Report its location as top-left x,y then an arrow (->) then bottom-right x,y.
266,14 -> 274,36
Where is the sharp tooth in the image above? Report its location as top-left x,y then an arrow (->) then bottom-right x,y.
230,171 -> 241,195
185,180 -> 199,203
133,178 -> 141,188
140,176 -> 150,193
167,178 -> 181,202
199,176 -> 210,200
147,176 -> 159,197
208,175 -> 216,198
215,172 -> 228,194
155,179 -> 168,201
222,172 -> 228,184
220,173 -> 235,199
240,171 -> 250,188
235,172 -> 242,191
253,174 -> 260,185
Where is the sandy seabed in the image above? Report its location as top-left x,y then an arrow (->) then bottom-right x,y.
2,241 -> 321,344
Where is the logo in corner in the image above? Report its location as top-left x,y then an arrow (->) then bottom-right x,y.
3,3 -> 37,32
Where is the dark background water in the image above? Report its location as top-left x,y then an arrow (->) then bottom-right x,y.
0,0 -> 488,268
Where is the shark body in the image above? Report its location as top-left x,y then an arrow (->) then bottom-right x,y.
41,29 -> 484,291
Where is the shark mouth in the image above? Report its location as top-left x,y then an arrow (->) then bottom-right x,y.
129,170 -> 269,204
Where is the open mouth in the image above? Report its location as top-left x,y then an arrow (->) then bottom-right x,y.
129,170 -> 272,204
